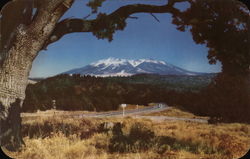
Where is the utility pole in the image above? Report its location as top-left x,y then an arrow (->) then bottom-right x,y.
52,100 -> 56,116
52,100 -> 56,110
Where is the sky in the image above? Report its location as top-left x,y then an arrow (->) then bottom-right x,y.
30,0 -> 222,78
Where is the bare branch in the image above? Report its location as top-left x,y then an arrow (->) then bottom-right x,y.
150,13 -> 160,23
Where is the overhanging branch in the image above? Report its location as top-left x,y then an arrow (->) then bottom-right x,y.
43,0 -> 189,49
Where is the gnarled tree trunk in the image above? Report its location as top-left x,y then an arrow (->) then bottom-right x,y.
0,0 -> 73,151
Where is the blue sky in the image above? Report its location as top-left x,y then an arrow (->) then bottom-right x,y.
30,0 -> 221,78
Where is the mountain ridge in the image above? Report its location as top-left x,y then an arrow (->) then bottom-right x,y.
61,57 -> 206,77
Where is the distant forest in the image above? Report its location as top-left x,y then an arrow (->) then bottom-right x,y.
105,73 -> 216,92
23,74 -> 212,112
24,74 -> 250,123
24,74 -> 167,112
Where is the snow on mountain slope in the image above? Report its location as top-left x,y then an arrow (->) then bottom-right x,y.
61,57 -> 204,77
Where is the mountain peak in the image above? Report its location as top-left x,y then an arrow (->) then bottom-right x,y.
91,57 -> 127,67
62,57 -> 203,77
90,57 -> 167,68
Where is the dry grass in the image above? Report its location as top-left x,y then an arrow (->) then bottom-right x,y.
21,105 -> 202,122
144,106 -> 209,120
21,109 -> 96,118
22,104 -> 146,119
3,115 -> 250,159
117,104 -> 145,111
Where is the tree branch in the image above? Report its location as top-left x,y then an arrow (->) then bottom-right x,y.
43,0 -> 188,49
128,16 -> 138,19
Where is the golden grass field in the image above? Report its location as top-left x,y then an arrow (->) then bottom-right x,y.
143,106 -> 209,119
4,107 -> 250,159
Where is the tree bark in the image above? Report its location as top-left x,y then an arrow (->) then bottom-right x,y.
0,0 -> 73,151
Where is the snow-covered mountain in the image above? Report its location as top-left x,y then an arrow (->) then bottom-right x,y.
61,58 -> 204,77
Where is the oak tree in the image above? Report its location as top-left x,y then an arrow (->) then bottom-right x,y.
0,0 -> 249,150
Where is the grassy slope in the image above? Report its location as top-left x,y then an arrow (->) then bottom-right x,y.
143,106 -> 209,119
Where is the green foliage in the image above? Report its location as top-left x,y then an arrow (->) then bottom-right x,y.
170,0 -> 250,123
92,13 -> 127,41
86,0 -> 106,13
172,0 -> 249,74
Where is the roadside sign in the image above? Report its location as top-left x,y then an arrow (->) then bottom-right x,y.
120,104 -> 127,116
121,104 -> 127,108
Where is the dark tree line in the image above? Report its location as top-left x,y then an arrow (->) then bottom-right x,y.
23,73 -> 250,123
23,74 -> 169,112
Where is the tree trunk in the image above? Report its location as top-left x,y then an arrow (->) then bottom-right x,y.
0,28 -> 38,151
0,0 -> 72,151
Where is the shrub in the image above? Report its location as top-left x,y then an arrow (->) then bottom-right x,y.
109,122 -> 155,153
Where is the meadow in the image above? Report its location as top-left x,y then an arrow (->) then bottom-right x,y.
4,107 -> 250,159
